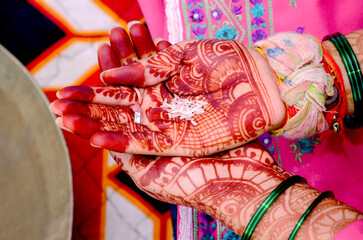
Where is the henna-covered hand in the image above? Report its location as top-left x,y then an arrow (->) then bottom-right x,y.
50,26 -> 362,238
111,141 -> 362,239
52,34 -> 286,156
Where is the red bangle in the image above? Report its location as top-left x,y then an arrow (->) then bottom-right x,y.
320,43 -> 347,137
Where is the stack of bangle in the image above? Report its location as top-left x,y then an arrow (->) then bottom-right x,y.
323,33 -> 363,129
241,175 -> 334,240
288,190 -> 334,240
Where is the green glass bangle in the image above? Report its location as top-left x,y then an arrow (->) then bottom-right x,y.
325,34 -> 362,102
334,33 -> 363,101
288,191 -> 334,240
241,175 -> 306,240
324,33 -> 363,129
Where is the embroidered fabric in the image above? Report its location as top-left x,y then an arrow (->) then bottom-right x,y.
138,0 -> 363,239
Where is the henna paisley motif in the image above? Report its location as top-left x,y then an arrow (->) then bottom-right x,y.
146,45 -> 183,79
228,93 -> 266,142
93,86 -> 138,103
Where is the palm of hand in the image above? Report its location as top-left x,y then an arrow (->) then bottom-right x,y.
52,35 -> 281,156
99,39 -> 277,156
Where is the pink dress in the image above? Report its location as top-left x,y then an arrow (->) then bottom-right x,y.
137,0 -> 363,238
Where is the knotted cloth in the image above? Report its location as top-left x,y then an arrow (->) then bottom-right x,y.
254,32 -> 334,139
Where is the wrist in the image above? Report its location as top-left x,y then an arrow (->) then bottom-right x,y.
208,172 -> 363,239
209,167 -> 293,236
256,182 -> 363,239
322,40 -> 355,116
193,160 -> 291,234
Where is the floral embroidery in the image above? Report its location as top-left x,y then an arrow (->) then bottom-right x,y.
250,0 -> 262,4
289,0 -> 297,8
190,8 -> 205,23
258,133 -> 275,155
296,26 -> 304,34
215,26 -> 238,39
290,136 -> 320,163
191,24 -> 207,39
251,3 -> 265,18
250,0 -> 267,43
223,228 -> 242,240
252,29 -> 267,42
211,8 -> 223,20
188,0 -> 202,4
251,17 -> 266,30
232,5 -> 242,15
199,212 -> 217,240
184,0 -> 247,41
186,1 -> 207,39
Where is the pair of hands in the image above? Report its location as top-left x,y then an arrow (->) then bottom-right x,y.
51,22 -> 285,157
50,21 -> 287,232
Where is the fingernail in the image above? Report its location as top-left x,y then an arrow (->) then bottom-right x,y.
97,41 -> 110,50
55,117 -> 64,128
56,90 -> 62,99
90,142 -> 102,148
49,102 -> 58,114
55,117 -> 76,134
99,70 -> 108,84
154,38 -> 164,44
109,25 -> 122,35
127,20 -> 141,31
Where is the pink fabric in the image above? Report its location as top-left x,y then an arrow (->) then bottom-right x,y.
137,2 -> 363,238
280,128 -> 363,212
272,1 -> 363,39
137,0 -> 168,40
332,219 -> 363,240
138,0 -> 363,212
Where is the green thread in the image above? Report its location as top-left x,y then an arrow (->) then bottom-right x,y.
241,175 -> 306,240
289,0 -> 297,8
215,0 -> 246,41
288,191 -> 334,240
203,0 -> 214,39
217,219 -> 223,239
244,0 -> 253,47
181,0 -> 192,40
193,208 -> 199,239
267,0 -> 274,36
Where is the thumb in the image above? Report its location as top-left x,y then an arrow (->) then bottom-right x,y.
100,42 -> 186,87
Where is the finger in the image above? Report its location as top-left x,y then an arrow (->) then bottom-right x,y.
56,113 -> 126,140
50,99 -> 133,123
109,151 -> 155,173
155,38 -> 172,52
56,85 -> 140,106
109,26 -> 138,65
109,151 -> 135,169
128,21 -> 157,59
146,108 -> 171,122
100,43 -> 185,87
97,43 -> 121,72
90,128 -> 174,155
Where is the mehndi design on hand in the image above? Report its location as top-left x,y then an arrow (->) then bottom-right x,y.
53,38 -> 284,156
